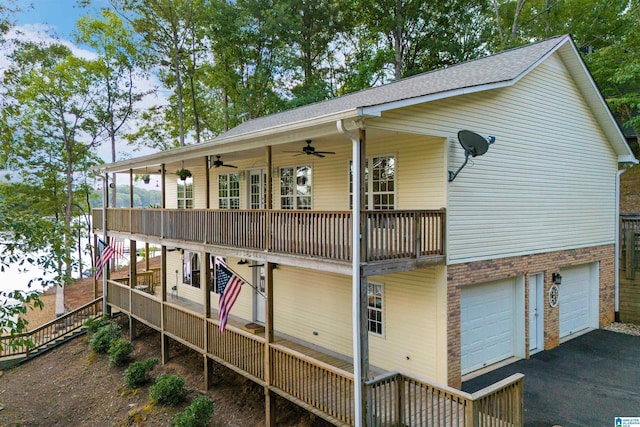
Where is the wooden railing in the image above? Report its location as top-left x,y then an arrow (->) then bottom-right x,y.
164,302 -> 205,350
207,319 -> 265,381
0,297 -> 102,358
93,208 -> 445,263
270,343 -> 355,426
131,290 -> 161,328
366,372 -> 524,427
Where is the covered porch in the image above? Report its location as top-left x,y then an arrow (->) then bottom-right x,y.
106,278 -> 523,426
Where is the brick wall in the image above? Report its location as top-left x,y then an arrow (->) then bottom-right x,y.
446,244 -> 614,388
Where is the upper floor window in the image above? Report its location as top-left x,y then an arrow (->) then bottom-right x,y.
280,165 -> 311,209
182,251 -> 200,288
349,155 -> 395,209
219,173 -> 240,209
177,177 -> 193,209
367,282 -> 384,336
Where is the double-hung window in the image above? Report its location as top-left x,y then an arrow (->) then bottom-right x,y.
177,177 -> 193,209
280,165 -> 312,209
367,282 -> 384,335
218,173 -> 240,209
349,155 -> 395,209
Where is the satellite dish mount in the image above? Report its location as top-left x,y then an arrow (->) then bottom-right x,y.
448,130 -> 495,182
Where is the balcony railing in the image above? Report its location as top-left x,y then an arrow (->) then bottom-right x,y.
106,280 -> 523,427
93,208 -> 445,263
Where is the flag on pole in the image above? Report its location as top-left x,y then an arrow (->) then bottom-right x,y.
215,257 -> 245,332
95,239 -> 125,279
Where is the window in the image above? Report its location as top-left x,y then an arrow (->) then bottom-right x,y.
367,282 -> 383,335
349,156 -> 395,210
218,173 -> 240,209
177,177 -> 193,209
280,165 -> 311,209
182,251 -> 200,288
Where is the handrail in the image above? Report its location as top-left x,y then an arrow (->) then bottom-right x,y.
0,297 -> 103,358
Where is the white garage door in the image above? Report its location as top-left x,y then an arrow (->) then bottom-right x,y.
560,264 -> 596,338
461,278 -> 516,375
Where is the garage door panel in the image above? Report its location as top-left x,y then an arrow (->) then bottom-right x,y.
461,278 -> 516,375
560,264 -> 593,338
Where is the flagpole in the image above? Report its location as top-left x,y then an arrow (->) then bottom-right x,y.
215,258 -> 266,298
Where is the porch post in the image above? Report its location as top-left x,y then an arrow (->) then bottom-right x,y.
93,234 -> 98,299
265,146 -> 272,251
203,252 -> 212,390
353,127 -> 369,426
161,245 -> 169,363
102,173 -> 110,316
129,239 -> 138,340
129,168 -> 134,208
145,242 -> 150,271
205,156 -> 211,209
264,261 -> 275,426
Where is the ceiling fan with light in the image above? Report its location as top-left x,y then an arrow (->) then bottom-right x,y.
285,140 -> 335,158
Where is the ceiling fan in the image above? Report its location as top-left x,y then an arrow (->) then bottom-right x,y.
211,155 -> 238,169
285,140 -> 335,158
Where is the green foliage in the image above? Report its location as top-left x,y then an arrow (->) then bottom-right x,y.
171,396 -> 215,427
108,338 -> 135,367
149,374 -> 187,406
0,289 -> 43,351
123,357 -> 159,388
84,315 -> 113,335
89,322 -> 121,354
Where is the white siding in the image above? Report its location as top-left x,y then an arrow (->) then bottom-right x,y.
374,53 -> 618,264
274,265 -> 448,383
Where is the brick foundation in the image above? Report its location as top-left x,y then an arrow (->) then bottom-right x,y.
446,244 -> 614,388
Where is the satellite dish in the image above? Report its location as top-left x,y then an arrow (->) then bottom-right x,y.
448,130 -> 495,182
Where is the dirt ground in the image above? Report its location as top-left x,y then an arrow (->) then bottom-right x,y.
4,261 -> 331,427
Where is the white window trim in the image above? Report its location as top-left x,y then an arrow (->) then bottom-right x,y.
218,172 -> 241,209
280,165 -> 313,210
177,177 -> 194,209
367,281 -> 384,337
349,154 -> 396,210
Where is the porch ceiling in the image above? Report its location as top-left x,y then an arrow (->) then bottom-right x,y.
97,122 -> 431,175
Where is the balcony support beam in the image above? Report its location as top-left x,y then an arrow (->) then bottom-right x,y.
203,251 -> 212,390
129,239 -> 137,339
264,261 -> 276,426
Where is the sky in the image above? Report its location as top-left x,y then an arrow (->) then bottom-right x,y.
13,0 -> 110,40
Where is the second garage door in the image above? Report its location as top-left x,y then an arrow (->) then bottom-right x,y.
461,278 -> 516,375
560,263 -> 597,339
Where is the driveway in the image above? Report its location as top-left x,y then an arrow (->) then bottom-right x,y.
462,329 -> 640,427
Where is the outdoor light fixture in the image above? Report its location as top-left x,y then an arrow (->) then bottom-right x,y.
552,273 -> 562,285
237,259 -> 248,265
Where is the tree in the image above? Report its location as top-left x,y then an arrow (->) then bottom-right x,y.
342,0 -> 489,91
2,42 -> 103,286
76,8 -> 148,207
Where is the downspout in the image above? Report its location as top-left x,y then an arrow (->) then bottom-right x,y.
615,165 -> 631,321
337,119 -> 363,427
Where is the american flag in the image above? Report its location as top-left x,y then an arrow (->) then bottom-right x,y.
215,257 -> 245,332
95,239 -> 125,279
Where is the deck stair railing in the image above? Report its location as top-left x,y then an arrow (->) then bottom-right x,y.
0,297 -> 103,362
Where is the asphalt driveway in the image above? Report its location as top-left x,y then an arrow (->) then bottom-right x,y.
462,329 -> 640,427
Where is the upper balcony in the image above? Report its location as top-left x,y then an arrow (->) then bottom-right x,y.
93,208 -> 445,274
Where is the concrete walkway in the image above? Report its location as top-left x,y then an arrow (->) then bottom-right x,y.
462,329 -> 640,427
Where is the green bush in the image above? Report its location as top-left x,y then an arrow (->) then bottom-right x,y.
84,315 -> 113,335
123,357 -> 159,388
149,374 -> 187,406
172,396 -> 215,427
108,338 -> 135,367
89,322 -> 121,354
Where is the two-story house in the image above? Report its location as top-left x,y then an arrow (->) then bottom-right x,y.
93,35 -> 635,426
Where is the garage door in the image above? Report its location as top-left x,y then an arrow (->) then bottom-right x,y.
461,278 -> 516,375
560,264 -> 595,338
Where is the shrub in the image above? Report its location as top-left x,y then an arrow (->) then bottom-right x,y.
123,357 -> 159,389
84,315 -> 113,335
172,396 -> 215,427
149,374 -> 187,406
89,322 -> 121,354
108,338 -> 135,367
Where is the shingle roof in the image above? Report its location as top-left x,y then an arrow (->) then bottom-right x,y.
218,35 -> 568,140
